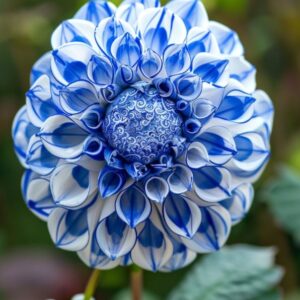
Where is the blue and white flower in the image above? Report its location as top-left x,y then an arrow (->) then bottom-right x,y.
12,0 -> 274,272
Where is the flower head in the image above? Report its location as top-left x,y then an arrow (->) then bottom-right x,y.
13,0 -> 274,271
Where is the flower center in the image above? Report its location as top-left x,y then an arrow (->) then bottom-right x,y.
102,85 -> 183,165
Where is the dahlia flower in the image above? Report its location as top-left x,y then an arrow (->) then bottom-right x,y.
12,0 -> 274,272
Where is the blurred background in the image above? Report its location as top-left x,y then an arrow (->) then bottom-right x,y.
0,0 -> 300,299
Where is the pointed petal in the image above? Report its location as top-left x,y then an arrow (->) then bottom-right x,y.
192,99 -> 216,122
39,115 -> 88,159
199,82 -> 225,109
74,0 -> 116,25
228,57 -> 256,93
116,185 -> 151,227
227,131 -> 270,182
253,90 -> 274,134
50,163 -> 97,208
221,183 -> 254,225
145,177 -> 169,203
51,19 -> 97,49
23,174 -> 56,221
168,164 -> 193,194
163,194 -> 202,238
138,8 -> 187,55
215,89 -> 255,122
77,197 -> 120,269
183,204 -> 231,253
193,53 -> 229,86
196,126 -> 237,165
161,238 -> 196,272
96,212 -> 136,259
125,0 -> 160,9
79,104 -> 104,132
175,73 -> 202,101
12,106 -> 39,167
166,0 -> 209,30
210,21 -> 244,56
87,55 -> 115,86
26,136 -> 59,175
111,33 -> 142,67
95,16 -> 135,56
163,44 -> 191,76
116,2 -> 145,29
193,166 -> 232,202
131,207 -> 173,271
59,80 -> 100,114
137,49 -> 162,81
48,207 -> 89,251
51,42 -> 98,85
78,230 -> 120,269
26,75 -> 59,127
185,141 -> 209,169
186,27 -> 220,59
98,166 -> 127,198
30,52 -> 52,85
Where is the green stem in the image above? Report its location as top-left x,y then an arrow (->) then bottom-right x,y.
131,265 -> 143,300
84,269 -> 101,300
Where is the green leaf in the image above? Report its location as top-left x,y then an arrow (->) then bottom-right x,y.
262,166 -> 300,245
253,290 -> 282,300
168,245 -> 283,300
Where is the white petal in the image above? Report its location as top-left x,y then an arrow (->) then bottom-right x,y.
95,16 -> 135,56
182,204 -> 231,253
26,75 -> 58,127
39,115 -> 88,159
166,0 -> 209,30
168,164 -> 193,194
193,166 -> 232,202
51,19 -> 97,49
160,238 -> 196,271
24,176 -> 56,221
145,177 -> 169,203
210,21 -> 244,56
116,185 -> 151,227
138,8 -> 187,55
253,90 -> 274,134
48,207 -> 90,251
51,42 -> 98,85
12,106 -> 39,167
96,212 -> 137,260
116,2 -> 145,29
26,135 -> 59,175
163,44 -> 191,76
192,53 -> 230,86
221,183 -> 254,225
196,126 -> 237,165
59,80 -> 100,114
74,0 -> 116,25
186,27 -> 220,58
186,142 -> 209,169
228,57 -> 256,93
50,163 -> 97,208
131,206 -> 173,271
163,194 -> 202,238
30,51 -> 52,84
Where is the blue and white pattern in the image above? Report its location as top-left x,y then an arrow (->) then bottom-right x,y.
12,0 -> 274,272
